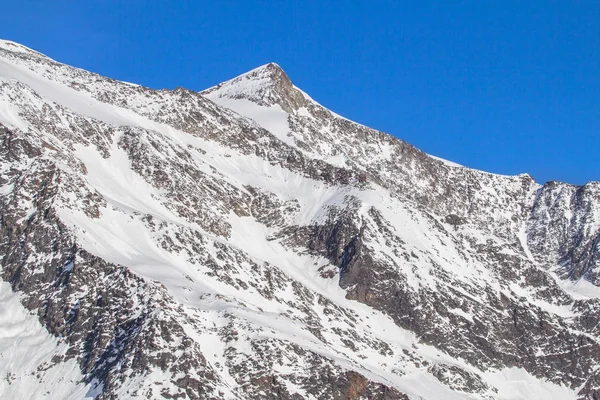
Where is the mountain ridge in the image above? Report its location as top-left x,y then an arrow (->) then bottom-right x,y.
3,36 -> 591,186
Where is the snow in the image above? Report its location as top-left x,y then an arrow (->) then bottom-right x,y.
428,153 -> 464,168
0,40 -> 50,59
0,58 -> 131,127
0,280 -> 92,400
57,136 -> 581,398
552,274 -> 600,300
203,64 -> 379,163
0,79 -> 32,130
208,97 -> 296,147
518,223 -> 536,263
0,41 -> 588,400
74,144 -> 179,223
293,86 -> 374,131
483,368 -> 577,400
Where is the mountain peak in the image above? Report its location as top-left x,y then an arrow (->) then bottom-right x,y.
253,61 -> 285,75
202,62 -> 308,113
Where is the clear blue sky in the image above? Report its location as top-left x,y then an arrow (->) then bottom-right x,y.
2,1 -> 599,185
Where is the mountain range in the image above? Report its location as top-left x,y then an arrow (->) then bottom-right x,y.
1,39 -> 600,400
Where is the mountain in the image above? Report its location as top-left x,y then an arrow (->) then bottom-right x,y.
1,39 -> 599,400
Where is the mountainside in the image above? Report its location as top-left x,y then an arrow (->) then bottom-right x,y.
1,39 -> 600,400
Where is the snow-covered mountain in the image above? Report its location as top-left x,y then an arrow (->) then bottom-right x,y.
1,39 -> 599,400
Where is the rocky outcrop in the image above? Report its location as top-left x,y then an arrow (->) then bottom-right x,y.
202,63 -> 309,113
528,181 -> 600,284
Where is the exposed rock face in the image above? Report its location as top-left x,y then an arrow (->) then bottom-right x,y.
1,39 -> 600,400
202,63 -> 309,113
528,181 -> 600,284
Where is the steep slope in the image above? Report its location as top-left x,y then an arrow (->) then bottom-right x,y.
0,39 -> 599,399
204,63 -> 600,398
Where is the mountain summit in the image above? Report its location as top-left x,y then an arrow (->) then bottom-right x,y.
202,62 -> 309,113
1,40 -> 600,400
